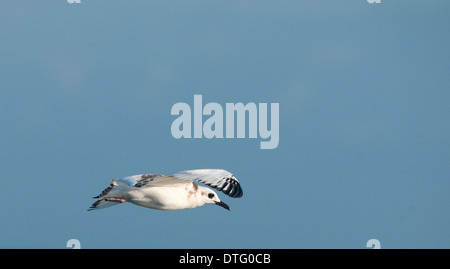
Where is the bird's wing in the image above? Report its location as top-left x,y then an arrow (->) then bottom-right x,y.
119,173 -> 191,190
172,169 -> 243,198
118,174 -> 163,187
118,169 -> 243,198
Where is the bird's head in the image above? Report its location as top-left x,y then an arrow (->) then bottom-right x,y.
200,187 -> 230,211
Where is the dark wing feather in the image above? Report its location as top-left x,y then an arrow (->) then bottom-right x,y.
118,174 -> 162,187
172,169 -> 243,198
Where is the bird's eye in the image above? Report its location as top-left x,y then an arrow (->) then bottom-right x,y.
208,193 -> 215,199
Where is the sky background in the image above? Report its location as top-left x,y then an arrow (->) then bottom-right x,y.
0,0 -> 449,248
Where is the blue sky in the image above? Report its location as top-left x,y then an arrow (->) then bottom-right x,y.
0,0 -> 449,248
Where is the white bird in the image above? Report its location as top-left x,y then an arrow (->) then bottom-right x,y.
88,169 -> 242,211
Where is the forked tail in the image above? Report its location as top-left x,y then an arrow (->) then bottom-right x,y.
88,180 -> 132,211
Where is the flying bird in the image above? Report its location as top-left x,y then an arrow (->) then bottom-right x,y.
88,169 -> 242,211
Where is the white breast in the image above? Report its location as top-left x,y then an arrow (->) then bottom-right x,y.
127,181 -> 203,210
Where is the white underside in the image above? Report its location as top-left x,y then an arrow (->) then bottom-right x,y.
125,183 -> 204,210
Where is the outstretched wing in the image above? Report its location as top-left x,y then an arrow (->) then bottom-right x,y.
118,174 -> 162,188
172,169 -> 243,198
117,169 -> 243,198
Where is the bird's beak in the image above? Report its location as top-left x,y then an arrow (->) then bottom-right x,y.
215,201 -> 230,211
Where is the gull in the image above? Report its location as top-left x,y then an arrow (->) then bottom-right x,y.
88,169 -> 242,211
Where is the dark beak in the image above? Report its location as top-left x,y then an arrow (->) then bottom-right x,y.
215,201 -> 230,211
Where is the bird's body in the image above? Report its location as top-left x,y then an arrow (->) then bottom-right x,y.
122,180 -> 205,210
89,169 -> 242,211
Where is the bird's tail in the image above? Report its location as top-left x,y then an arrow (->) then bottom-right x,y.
88,180 -> 133,211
